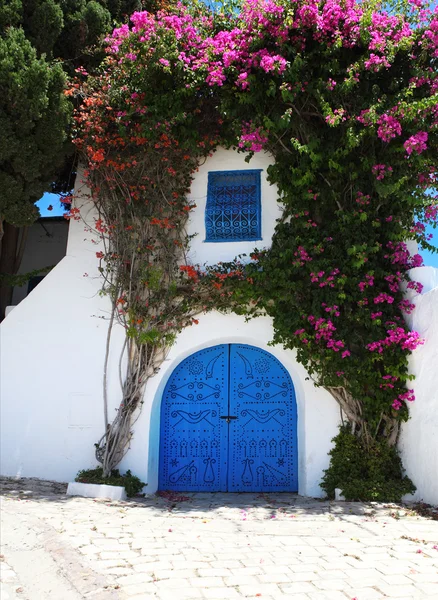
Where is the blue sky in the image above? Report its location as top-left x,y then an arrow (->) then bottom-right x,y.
36,192 -> 438,267
37,192 -> 67,217
421,224 -> 438,267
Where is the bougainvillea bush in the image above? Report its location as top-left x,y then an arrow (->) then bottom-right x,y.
71,0 -> 437,498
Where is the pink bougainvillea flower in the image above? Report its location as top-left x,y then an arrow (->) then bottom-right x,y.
404,132 -> 428,155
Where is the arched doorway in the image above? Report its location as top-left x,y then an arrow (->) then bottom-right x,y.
159,344 -> 298,492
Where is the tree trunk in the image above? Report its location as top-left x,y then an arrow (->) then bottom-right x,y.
0,223 -> 26,321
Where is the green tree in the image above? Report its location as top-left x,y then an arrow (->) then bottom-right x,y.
0,27 -> 71,316
0,0 -> 160,318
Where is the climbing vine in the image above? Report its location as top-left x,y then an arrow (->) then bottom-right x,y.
71,0 -> 437,497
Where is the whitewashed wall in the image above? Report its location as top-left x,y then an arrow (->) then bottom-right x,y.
0,177 -> 126,482
400,267 -> 438,505
0,150 -> 341,496
186,147 -> 282,265
3,148 -> 436,503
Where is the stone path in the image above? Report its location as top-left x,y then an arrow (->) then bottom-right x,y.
1,478 -> 437,600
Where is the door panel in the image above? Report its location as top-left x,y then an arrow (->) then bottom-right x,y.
228,344 -> 298,492
159,343 -> 298,492
159,345 -> 229,491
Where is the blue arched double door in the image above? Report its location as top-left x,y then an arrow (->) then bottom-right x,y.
159,344 -> 298,492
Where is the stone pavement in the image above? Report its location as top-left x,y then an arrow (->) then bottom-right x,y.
1,478 -> 437,600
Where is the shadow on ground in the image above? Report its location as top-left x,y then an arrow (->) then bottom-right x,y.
1,475 -> 419,522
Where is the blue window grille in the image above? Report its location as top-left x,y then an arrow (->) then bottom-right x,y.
205,170 -> 262,242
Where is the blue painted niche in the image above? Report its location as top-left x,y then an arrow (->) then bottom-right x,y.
159,344 -> 298,492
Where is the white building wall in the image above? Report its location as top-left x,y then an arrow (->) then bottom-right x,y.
186,147 -> 282,265
2,149 -> 437,503
0,182 -> 125,482
1,150 -> 341,496
400,267 -> 438,505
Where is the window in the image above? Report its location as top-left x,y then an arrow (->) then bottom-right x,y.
205,170 -> 262,242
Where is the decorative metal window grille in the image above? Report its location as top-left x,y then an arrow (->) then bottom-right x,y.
205,170 -> 262,242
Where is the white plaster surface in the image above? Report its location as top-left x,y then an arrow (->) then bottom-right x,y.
0,153 -> 339,497
399,267 -> 438,505
66,481 -> 127,500
0,174 -> 126,484
5,305 -> 15,317
2,151 -> 438,504
186,147 -> 282,265
408,265 -> 438,294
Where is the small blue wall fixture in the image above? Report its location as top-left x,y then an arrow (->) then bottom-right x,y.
159,344 -> 298,492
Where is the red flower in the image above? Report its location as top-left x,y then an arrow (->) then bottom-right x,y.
180,265 -> 198,280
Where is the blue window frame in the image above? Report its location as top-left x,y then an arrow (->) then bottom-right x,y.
205,170 -> 262,242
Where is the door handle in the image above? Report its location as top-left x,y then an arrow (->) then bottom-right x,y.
220,415 -> 238,423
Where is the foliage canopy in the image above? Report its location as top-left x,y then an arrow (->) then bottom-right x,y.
0,0 -> 163,230
0,27 -> 71,226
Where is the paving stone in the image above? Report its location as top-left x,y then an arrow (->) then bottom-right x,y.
347,588 -> 385,599
289,563 -> 321,573
224,575 -> 259,587
343,567 -> 383,580
315,569 -> 347,580
416,583 -> 438,595
258,572 -> 292,583
316,577 -> 354,592
133,561 -> 174,573
245,597 -> 279,600
100,550 -> 140,560
407,573 -> 438,583
93,539 -> 124,549
306,594 -> 349,600
413,564 -> 438,574
78,544 -> 101,555
0,568 -> 17,583
97,559 -> 129,569
122,582 -> 158,596
154,578 -> 192,589
171,561 -> 207,570
266,555 -> 301,566
190,577 -> 225,588
202,587 -> 242,599
259,565 -> 293,575
287,571 -> 320,582
154,569 -> 198,580
377,583 -> 428,598
103,567 -> 134,576
279,582 -> 317,594
230,567 -> 263,577
238,583 -> 281,596
240,558 -> 275,567
156,590 -> 203,599
197,568 -> 232,577
383,574 -> 418,585
117,572 -> 154,586
1,478 -> 436,600
375,562 -> 415,575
